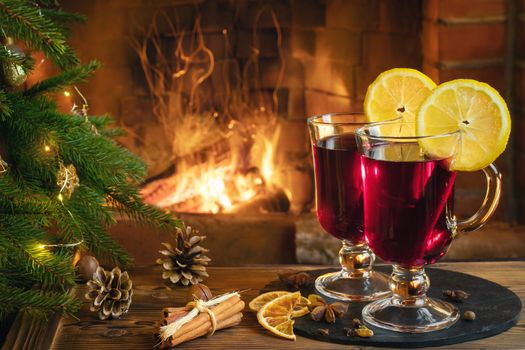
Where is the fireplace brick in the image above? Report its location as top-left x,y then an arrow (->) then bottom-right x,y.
438,64 -> 506,93
287,88 -> 306,119
315,28 -> 361,63
518,17 -> 525,58
515,111 -> 525,152
517,154 -> 525,193
516,65 -> 525,106
424,0 -> 506,20
361,32 -> 421,71
325,0 -> 378,31
304,90 -> 354,116
277,119 -> 309,152
291,0 -> 325,28
303,57 -> 354,97
377,0 -> 422,33
291,28 -> 316,58
424,22 -> 505,63
230,0 -> 292,30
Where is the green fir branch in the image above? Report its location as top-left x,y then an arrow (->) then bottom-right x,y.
0,0 -> 78,68
25,60 -> 99,95
0,90 -> 12,119
40,8 -> 85,25
0,0 -> 184,321
0,282 -> 80,319
1,216 -> 76,287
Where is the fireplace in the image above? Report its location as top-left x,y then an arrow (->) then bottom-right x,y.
62,0 -> 525,264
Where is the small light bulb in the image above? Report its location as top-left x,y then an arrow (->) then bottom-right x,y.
44,145 -> 51,152
38,244 -> 46,249
63,91 -> 71,97
57,193 -> 64,202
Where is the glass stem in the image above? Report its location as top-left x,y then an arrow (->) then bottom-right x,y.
339,240 -> 375,278
390,265 -> 430,306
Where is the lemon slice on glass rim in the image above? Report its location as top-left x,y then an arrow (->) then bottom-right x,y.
416,79 -> 511,171
364,68 -> 436,123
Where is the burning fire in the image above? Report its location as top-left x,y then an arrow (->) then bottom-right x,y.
141,127 -> 279,214
135,9 -> 288,214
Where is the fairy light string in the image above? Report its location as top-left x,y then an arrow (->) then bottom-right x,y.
68,85 -> 99,135
40,84 -> 95,250
38,137 -> 83,250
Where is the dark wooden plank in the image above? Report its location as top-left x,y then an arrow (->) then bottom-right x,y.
2,310 -> 62,350
6,262 -> 524,350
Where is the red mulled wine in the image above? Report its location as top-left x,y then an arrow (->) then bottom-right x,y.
313,134 -> 364,242
361,144 -> 457,267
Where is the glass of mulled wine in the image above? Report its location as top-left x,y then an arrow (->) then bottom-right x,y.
307,113 -> 391,301
356,120 -> 502,333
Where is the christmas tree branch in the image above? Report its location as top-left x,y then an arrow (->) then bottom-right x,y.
0,0 -> 79,68
0,281 -> 80,319
1,216 -> 76,287
25,60 -> 99,96
40,8 -> 85,25
0,91 -> 12,119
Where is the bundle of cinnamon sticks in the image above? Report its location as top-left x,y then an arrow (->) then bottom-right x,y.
158,294 -> 244,348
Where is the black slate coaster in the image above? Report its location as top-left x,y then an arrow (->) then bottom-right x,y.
264,266 -> 521,348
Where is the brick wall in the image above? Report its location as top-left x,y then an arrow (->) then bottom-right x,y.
292,0 -> 422,116
61,0 -> 521,221
61,0 -> 422,214
422,0 -> 518,221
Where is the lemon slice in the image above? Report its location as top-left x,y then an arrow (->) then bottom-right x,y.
364,68 -> 436,123
417,79 -> 511,171
257,291 -> 302,340
250,291 -> 310,318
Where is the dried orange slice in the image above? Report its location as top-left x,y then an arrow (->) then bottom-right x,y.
249,291 -> 310,318
291,296 -> 311,318
256,291 -> 302,340
249,291 -> 289,312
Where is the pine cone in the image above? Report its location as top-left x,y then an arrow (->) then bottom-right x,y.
157,225 -> 211,286
85,266 -> 133,320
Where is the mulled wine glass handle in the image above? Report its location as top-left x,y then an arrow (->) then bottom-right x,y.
455,163 -> 502,233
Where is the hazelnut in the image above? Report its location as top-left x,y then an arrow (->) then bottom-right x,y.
463,310 -> 476,321
187,283 -> 213,301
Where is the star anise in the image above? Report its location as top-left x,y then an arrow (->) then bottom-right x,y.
308,294 -> 348,323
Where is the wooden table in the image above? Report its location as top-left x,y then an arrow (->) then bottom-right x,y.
4,262 -> 525,349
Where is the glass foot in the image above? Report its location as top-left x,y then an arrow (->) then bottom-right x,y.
362,296 -> 459,333
362,265 -> 459,333
315,270 -> 391,302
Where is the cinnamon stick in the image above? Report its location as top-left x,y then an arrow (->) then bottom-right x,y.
163,308 -> 189,324
167,296 -> 243,339
160,312 -> 243,348
163,307 -> 190,316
